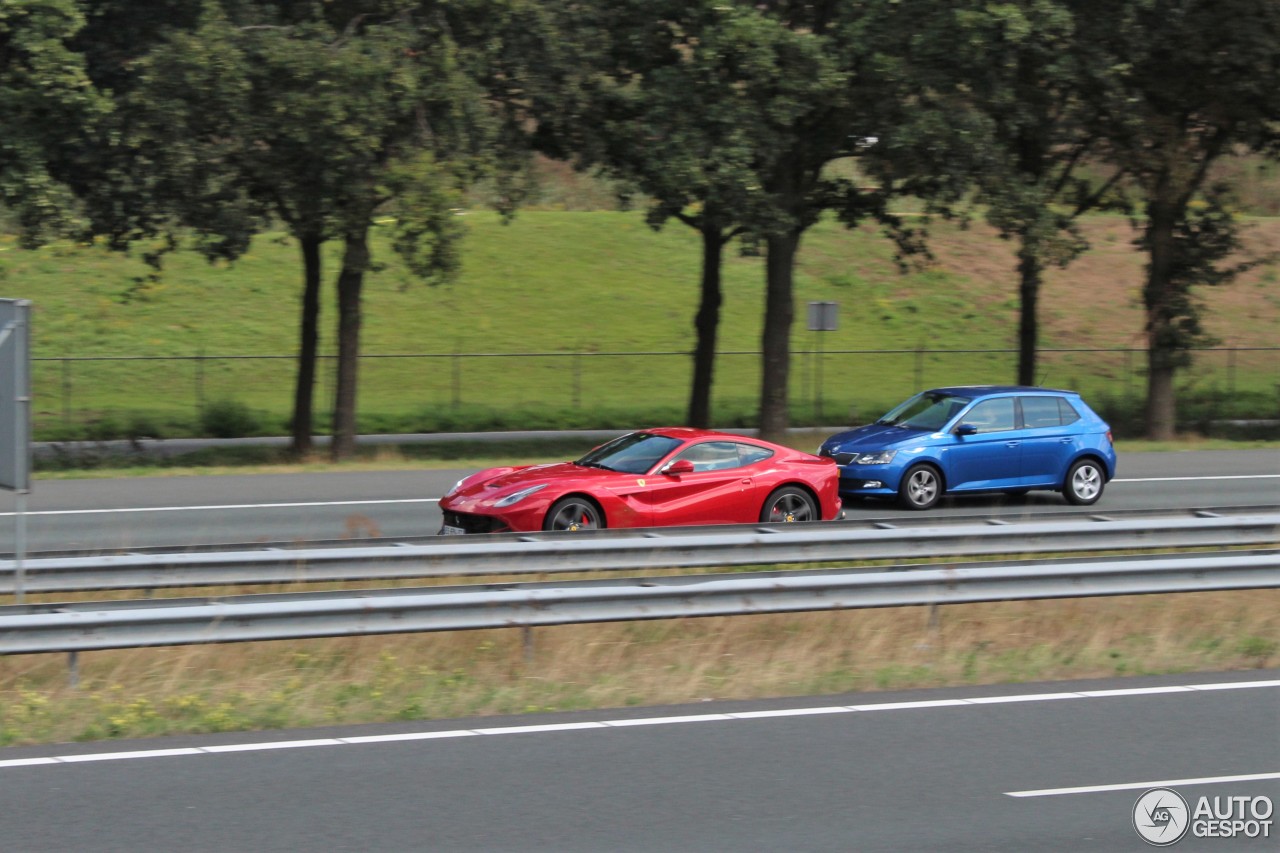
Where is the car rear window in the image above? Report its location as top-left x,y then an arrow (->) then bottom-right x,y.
1018,395 -> 1083,428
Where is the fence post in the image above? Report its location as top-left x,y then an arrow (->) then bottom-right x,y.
451,353 -> 461,409
62,357 -> 71,430
195,349 -> 206,419
1228,347 -> 1236,397
573,353 -> 581,409
914,346 -> 924,392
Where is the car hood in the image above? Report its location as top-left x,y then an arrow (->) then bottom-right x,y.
824,423 -> 934,452
453,461 -> 612,498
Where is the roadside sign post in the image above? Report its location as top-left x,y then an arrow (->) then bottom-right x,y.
807,301 -> 838,424
0,299 -> 32,601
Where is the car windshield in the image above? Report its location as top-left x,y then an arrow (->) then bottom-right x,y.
877,392 -> 971,431
576,432 -> 683,475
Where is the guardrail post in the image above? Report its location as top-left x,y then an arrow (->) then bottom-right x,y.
68,651 -> 80,689
522,626 -> 534,663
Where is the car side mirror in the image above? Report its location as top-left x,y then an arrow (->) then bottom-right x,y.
955,423 -> 977,436
662,459 -> 695,476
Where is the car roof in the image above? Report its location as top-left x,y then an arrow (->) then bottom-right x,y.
926,385 -> 1079,398
639,427 -> 756,441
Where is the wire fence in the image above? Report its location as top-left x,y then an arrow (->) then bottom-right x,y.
31,345 -> 1280,439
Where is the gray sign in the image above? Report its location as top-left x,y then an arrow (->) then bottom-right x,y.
0,299 -> 31,492
807,300 -> 838,332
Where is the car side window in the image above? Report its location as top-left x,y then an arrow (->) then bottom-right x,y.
674,441 -> 756,472
1058,397 -> 1082,425
1020,396 -> 1064,429
962,398 -> 1016,433
736,443 -> 774,466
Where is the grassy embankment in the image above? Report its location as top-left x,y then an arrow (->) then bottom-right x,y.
8,209 -> 1280,452
1,209 -> 1277,746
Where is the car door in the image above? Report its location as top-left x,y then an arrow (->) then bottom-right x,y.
1017,395 -> 1083,486
945,397 -> 1022,490
643,441 -> 758,526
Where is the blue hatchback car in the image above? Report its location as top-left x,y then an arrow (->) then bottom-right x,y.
819,386 -> 1117,510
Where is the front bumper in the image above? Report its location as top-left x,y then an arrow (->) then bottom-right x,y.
439,509 -> 513,534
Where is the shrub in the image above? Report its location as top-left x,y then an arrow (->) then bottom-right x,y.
200,399 -> 263,438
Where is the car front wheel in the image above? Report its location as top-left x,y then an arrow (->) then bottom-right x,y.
760,486 -> 818,523
1063,459 -> 1105,505
543,497 -> 604,531
898,464 -> 942,510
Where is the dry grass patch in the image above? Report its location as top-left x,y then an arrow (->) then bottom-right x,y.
2,589 -> 1276,747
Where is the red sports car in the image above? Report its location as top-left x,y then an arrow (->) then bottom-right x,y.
438,428 -> 842,533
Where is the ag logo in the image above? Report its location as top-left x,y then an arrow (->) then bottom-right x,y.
1133,787 -> 1190,846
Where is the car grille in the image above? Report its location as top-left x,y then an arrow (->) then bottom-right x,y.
441,510 -> 510,534
820,448 -> 857,465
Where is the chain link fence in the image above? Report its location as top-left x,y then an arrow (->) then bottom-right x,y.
31,346 -> 1280,440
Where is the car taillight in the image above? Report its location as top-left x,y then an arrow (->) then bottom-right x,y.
1106,429 -> 1113,445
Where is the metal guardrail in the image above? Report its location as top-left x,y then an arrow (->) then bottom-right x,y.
2,512 -> 1277,595
1,550 -> 1277,654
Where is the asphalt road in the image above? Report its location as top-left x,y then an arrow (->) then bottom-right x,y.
0,670 -> 1275,852
0,449 -> 1275,553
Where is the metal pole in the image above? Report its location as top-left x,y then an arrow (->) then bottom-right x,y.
14,492 -> 24,603
816,334 -> 825,424
13,305 -> 29,603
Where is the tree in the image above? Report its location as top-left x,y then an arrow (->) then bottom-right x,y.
563,2 -> 911,441
1086,0 -> 1280,438
904,0 -> 1128,387
0,0 -> 104,245
125,1 -> 536,458
553,2 -> 778,428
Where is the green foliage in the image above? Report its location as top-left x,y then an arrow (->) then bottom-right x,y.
0,0 -> 106,245
199,398 -> 264,438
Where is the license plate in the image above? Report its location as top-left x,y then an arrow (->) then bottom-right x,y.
440,524 -> 465,535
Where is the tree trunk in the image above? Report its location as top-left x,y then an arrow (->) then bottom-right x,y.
1144,195 -> 1179,440
290,233 -> 323,456
331,227 -> 369,461
687,226 -> 726,428
759,228 -> 800,443
1016,243 -> 1041,387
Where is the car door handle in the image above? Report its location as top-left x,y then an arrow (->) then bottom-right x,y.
1006,441 -> 1020,448
1060,438 -> 1073,443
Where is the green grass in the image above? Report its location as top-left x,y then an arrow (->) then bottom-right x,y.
7,210 -> 1279,443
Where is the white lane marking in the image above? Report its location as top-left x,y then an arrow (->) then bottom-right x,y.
0,498 -> 439,518
0,473 -> 1275,518
201,738 -> 342,753
57,748 -> 205,763
729,706 -> 854,719
1111,475 -> 1279,483
2,678 -> 1275,771
1007,772 -> 1280,798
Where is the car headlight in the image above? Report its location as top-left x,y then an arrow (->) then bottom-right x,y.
854,450 -> 897,465
493,484 -> 548,507
444,477 -> 468,498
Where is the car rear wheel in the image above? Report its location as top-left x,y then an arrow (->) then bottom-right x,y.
760,487 -> 818,523
543,497 -> 604,532
1063,459 -> 1105,505
898,464 -> 942,510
